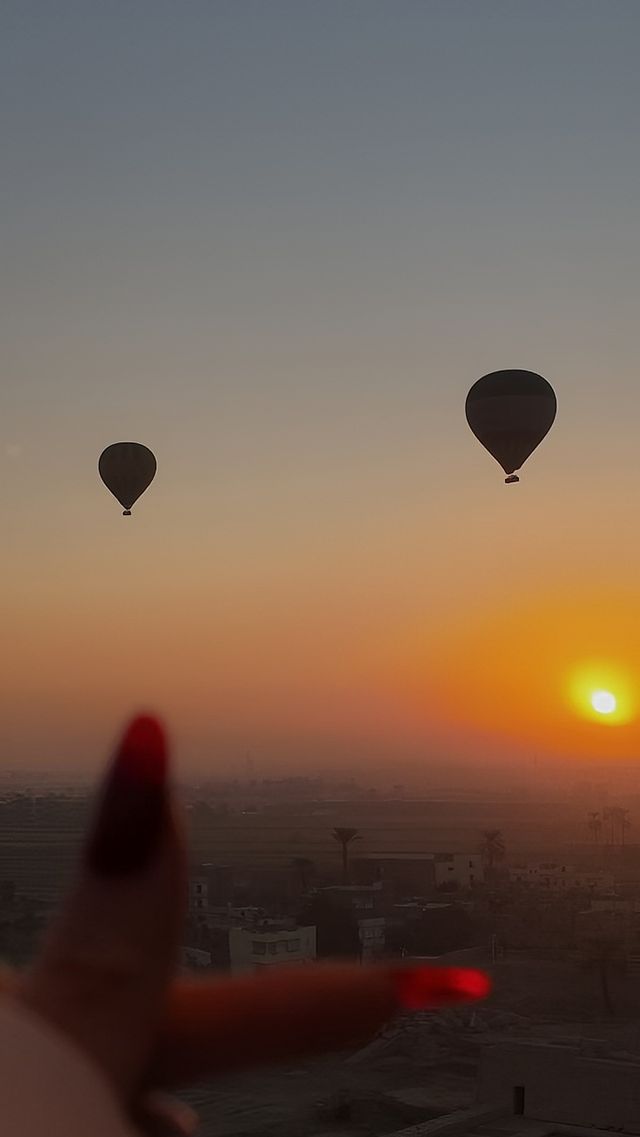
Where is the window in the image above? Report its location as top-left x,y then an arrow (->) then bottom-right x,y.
195,884 -> 203,894
269,942 -> 278,954
252,941 -> 266,955
287,938 -> 300,952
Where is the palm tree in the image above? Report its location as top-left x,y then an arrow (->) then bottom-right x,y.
291,856 -> 315,893
606,807 -> 630,849
481,829 -> 506,871
332,828 -> 361,884
587,812 -> 602,844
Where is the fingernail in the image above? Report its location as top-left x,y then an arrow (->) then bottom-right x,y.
87,715 -> 168,878
393,966 -> 491,1010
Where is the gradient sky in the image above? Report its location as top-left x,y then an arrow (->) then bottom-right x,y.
4,1 -> 640,780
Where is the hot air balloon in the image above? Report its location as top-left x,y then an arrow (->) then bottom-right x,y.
98,443 -> 157,515
465,370 -> 557,484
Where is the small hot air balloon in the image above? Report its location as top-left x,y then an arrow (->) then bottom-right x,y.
98,442 -> 157,515
465,370 -> 557,484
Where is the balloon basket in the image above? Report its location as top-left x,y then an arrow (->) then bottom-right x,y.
123,510 -> 132,516
504,475 -> 520,484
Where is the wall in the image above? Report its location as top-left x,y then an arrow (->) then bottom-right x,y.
478,1040 -> 640,1133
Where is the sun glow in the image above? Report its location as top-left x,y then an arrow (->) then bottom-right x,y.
569,664 -> 635,725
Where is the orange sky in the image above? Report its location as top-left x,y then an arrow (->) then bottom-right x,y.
387,585 -> 640,772
4,6 -> 640,781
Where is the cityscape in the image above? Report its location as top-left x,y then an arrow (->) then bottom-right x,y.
3,774 -> 640,1134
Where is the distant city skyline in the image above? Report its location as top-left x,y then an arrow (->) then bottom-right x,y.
4,3 -> 640,777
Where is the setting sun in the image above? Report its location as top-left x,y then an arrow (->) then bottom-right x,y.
569,662 -> 635,726
591,690 -> 616,715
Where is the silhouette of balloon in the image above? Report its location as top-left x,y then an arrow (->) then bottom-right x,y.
465,370 -> 557,484
98,443 -> 157,515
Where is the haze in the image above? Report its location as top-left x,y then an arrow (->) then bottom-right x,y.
3,2 -> 640,781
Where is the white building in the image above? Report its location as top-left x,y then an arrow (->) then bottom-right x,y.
358,916 -> 386,962
229,923 -> 316,974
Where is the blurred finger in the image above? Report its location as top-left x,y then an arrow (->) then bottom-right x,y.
136,1092 -> 198,1137
22,716 -> 186,1098
0,966 -> 17,996
152,963 -> 490,1085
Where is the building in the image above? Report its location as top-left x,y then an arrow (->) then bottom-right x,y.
188,874 -> 209,915
434,853 -> 484,890
379,1038 -> 640,1137
188,864 -> 235,912
319,883 -> 384,911
353,853 -> 482,894
478,1038 -> 640,1132
180,946 -> 212,970
509,861 -> 614,892
229,921 -> 316,973
353,853 -> 437,897
357,916 -> 386,961
297,884 -> 387,961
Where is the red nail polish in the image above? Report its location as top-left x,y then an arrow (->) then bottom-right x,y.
394,966 -> 491,1010
87,716 -> 168,878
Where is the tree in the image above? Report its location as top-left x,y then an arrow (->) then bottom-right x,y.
605,807 -> 632,849
332,828 -> 361,884
612,807 -> 631,848
587,812 -> 602,844
481,829 -> 506,871
291,856 -> 315,893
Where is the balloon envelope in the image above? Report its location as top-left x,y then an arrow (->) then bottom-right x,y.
465,370 -> 557,481
98,443 -> 157,514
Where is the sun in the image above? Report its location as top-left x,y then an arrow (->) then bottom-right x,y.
591,690 -> 616,716
568,662 -> 635,725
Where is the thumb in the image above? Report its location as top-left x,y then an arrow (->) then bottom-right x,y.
21,716 -> 185,1099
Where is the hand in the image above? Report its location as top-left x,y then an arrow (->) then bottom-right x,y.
3,717 -> 489,1135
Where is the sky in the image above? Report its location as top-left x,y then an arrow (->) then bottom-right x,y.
3,1 -> 640,782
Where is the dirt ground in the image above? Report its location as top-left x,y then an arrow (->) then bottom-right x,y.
181,958 -> 640,1137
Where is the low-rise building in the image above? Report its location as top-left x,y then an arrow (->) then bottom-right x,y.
353,853 -> 482,894
304,882 -> 386,964
229,921 -> 316,973
353,854 -> 437,897
357,916 -> 386,961
434,853 -> 484,890
188,875 -> 209,915
509,861 -> 614,892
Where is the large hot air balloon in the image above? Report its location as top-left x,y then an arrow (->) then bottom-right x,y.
98,442 -> 157,515
465,370 -> 557,484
